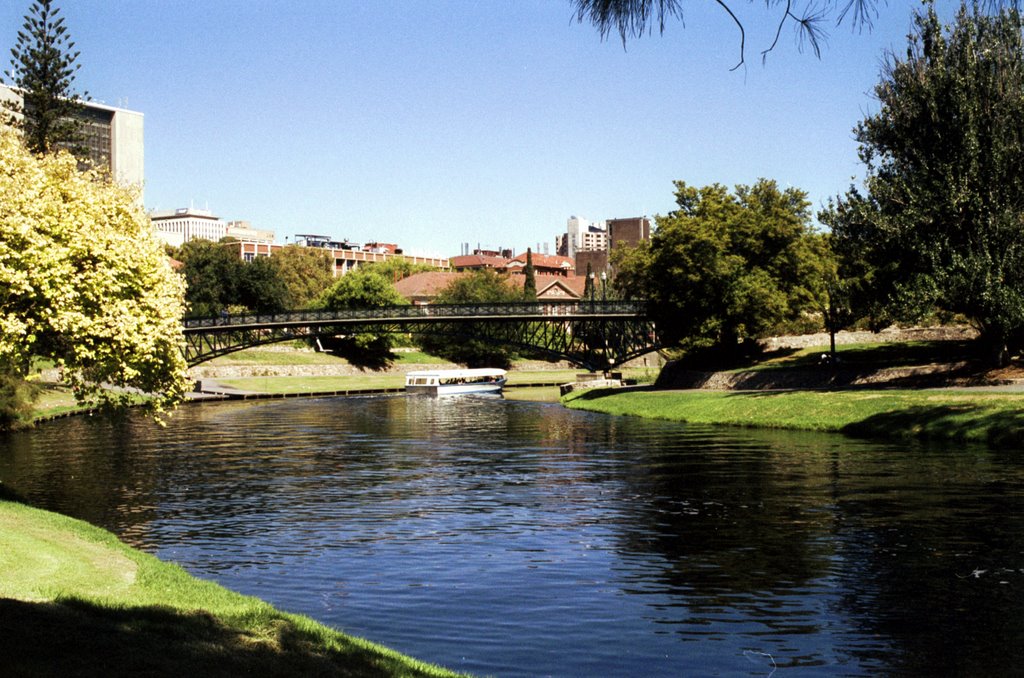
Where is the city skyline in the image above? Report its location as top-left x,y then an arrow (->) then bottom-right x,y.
1,1 -> 961,258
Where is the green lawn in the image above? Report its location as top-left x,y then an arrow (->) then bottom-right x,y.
0,498 -> 460,677
563,387 -> 1024,446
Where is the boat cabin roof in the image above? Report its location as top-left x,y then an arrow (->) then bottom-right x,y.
405,368 -> 507,379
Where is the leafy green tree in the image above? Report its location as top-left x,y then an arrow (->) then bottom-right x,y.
615,179 -> 824,357
3,0 -> 87,155
238,255 -> 288,314
523,248 -> 537,299
0,129 -> 188,420
174,239 -> 245,319
313,266 -> 408,369
417,269 -> 525,368
271,245 -> 334,309
835,3 -> 1024,364
0,364 -> 38,431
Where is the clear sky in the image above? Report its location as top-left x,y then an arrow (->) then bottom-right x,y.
0,1 -> 958,258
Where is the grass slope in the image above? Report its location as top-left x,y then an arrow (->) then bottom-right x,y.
563,388 -> 1024,446
0,499 -> 460,677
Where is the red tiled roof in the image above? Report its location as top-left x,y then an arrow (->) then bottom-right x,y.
394,271 -> 465,300
449,254 -> 510,269
508,252 -> 574,270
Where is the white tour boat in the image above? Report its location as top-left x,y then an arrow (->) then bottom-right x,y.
404,368 -> 507,396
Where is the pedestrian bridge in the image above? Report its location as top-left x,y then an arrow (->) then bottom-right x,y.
182,300 -> 659,372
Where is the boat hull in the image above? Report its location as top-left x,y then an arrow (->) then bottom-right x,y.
406,379 -> 506,396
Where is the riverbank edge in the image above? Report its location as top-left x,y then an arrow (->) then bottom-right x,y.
561,387 -> 1024,446
0,498 -> 461,677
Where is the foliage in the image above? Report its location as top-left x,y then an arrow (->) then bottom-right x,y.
313,266 -> 408,369
523,248 -> 537,299
833,3 -> 1024,364
614,179 -> 824,357
0,365 -> 38,431
583,261 -> 595,300
173,239 -> 245,319
417,269 -> 526,368
0,129 -> 189,418
238,255 -> 288,314
315,266 -> 407,310
270,245 -> 334,309
572,0 -> 883,69
3,0 -> 87,155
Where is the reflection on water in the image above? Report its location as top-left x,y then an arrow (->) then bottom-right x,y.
3,396 -> 1024,676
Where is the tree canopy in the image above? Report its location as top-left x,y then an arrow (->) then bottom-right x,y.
3,0 -> 87,155
271,245 -> 334,309
0,129 -> 189,415
312,264 -> 409,369
417,269 -> 526,369
614,178 -> 824,357
830,2 -> 1024,363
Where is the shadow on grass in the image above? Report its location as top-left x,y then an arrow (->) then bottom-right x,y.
566,385 -> 657,402
0,597 -> 439,678
840,405 -> 1024,446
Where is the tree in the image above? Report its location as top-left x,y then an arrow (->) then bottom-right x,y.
238,255 -> 288,314
417,269 -> 526,368
271,245 -> 334,309
4,0 -> 87,155
614,179 -> 824,357
174,239 -> 245,319
0,129 -> 189,419
572,0 -> 885,69
313,266 -> 408,369
523,248 -> 537,300
835,3 -> 1024,364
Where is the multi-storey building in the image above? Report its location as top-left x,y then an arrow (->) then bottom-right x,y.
0,83 -> 144,197
150,208 -> 227,247
608,217 -> 651,250
557,216 -> 608,258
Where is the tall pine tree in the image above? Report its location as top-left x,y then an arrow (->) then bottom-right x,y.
4,0 -> 87,155
523,248 -> 537,300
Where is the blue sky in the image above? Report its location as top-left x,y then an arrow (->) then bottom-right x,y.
1,1 -> 953,257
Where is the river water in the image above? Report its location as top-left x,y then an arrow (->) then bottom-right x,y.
2,396 -> 1024,676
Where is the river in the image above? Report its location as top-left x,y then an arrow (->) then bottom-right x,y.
2,396 -> 1024,676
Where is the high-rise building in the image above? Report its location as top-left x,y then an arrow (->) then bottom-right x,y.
559,216 -> 608,258
0,84 -> 144,197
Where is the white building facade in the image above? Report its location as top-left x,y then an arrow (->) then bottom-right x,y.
150,208 -> 227,247
559,216 -> 608,258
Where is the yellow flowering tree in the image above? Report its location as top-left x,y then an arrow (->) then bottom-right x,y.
0,129 -> 189,416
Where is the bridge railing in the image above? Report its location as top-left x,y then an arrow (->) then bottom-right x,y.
183,300 -> 648,329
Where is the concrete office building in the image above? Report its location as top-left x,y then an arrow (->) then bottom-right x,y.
557,216 -> 608,258
150,208 -> 227,247
0,84 -> 144,197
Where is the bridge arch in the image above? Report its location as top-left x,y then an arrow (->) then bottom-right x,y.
182,301 -> 659,372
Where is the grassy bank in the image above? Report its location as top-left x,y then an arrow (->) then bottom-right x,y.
0,498 -> 459,677
563,387 -> 1024,446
